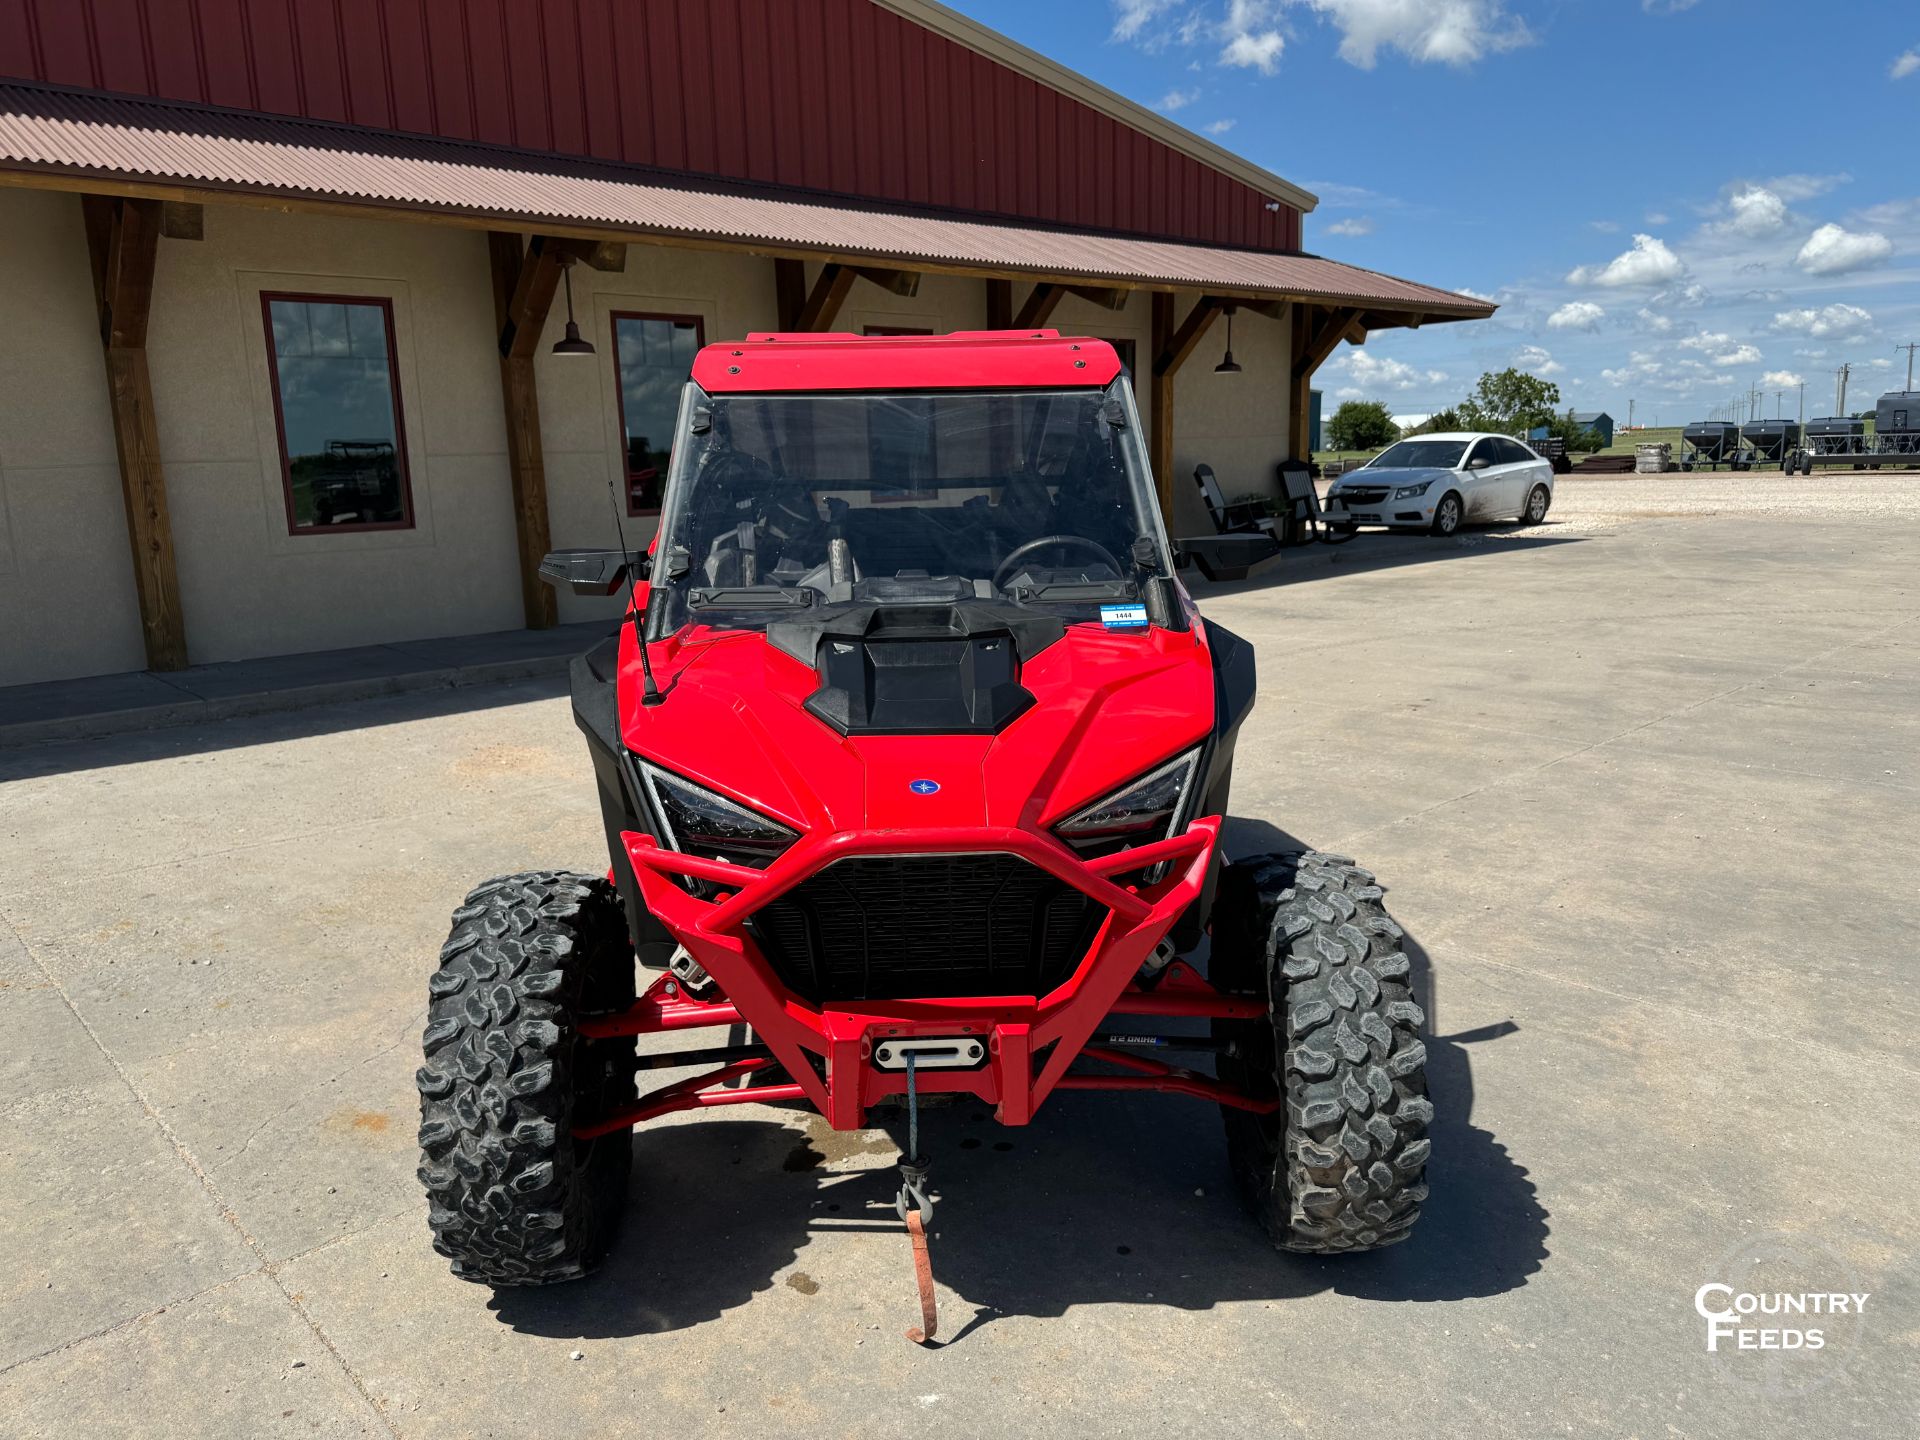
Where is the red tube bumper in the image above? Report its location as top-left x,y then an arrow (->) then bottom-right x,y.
603,817 -> 1226,1130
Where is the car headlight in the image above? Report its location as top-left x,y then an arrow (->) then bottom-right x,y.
1393,480 -> 1436,499
637,762 -> 799,869
1054,748 -> 1203,860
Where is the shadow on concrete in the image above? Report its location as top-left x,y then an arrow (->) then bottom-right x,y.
1188,524 -> 1590,601
490,821 -> 1548,1344
0,670 -> 572,781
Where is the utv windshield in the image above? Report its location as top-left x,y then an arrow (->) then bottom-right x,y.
652,381 -> 1168,632
1365,440 -> 1470,469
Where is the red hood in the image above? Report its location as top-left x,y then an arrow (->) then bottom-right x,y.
615,616 -> 1217,837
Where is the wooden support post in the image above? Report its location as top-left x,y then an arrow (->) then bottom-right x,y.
489,231 -> 573,630
986,278 -> 1013,330
1288,304 -> 1365,462
1013,283 -> 1066,331
82,194 -> 187,671
851,265 -> 920,298
796,262 -> 858,331
1149,293 -> 1224,528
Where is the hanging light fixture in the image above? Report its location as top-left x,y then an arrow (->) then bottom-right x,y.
551,255 -> 595,356
1215,304 -> 1242,374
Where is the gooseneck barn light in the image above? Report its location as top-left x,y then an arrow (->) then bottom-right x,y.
1215,304 -> 1242,374
552,256 -> 595,356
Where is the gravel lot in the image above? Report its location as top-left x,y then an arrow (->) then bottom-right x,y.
2,499 -> 1915,1437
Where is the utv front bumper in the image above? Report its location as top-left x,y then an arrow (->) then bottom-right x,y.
576,817 -> 1272,1133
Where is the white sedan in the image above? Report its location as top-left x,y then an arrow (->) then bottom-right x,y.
1325,433 -> 1555,536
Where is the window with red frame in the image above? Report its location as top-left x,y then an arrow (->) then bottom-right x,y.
863,326 -> 939,501
263,294 -> 412,532
613,312 -> 704,515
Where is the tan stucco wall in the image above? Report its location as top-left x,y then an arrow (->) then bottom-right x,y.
0,189 -> 1297,687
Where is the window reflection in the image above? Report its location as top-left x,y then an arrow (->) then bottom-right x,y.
614,313 -> 703,515
265,295 -> 411,531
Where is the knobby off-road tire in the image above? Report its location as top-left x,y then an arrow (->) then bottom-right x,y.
1211,851 -> 1431,1252
417,872 -> 636,1285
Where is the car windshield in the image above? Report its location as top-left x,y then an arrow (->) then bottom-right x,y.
651,381 -> 1168,632
1366,440 -> 1470,469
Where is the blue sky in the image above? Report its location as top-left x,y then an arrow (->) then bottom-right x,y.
950,0 -> 1920,426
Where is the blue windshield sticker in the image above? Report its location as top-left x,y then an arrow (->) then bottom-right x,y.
1100,603 -> 1150,630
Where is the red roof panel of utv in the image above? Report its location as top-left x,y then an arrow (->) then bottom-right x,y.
692,332 -> 1122,392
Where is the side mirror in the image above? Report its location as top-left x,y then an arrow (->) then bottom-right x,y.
1468,456 -> 1492,471
538,549 -> 636,595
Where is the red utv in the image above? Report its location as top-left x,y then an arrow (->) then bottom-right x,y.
416,331 -> 1430,1317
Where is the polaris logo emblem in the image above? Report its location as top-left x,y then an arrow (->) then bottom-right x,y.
909,779 -> 941,795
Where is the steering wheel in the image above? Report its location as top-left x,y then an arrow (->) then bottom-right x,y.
993,534 -> 1124,590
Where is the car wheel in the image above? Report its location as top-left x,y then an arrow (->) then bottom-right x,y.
1430,492 -> 1463,537
1520,484 -> 1551,525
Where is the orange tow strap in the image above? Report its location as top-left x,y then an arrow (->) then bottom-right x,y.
904,1209 -> 938,1344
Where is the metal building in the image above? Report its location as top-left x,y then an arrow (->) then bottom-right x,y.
0,0 -> 1491,686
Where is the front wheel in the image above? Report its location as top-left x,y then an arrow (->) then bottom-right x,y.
1211,851 -> 1431,1252
416,872 -> 636,1285
1521,483 -> 1551,525
1430,492 -> 1463,536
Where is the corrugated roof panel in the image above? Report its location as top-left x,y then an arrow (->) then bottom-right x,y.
0,85 -> 1494,318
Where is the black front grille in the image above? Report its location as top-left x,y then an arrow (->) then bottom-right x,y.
748,853 -> 1107,1003
1340,486 -> 1390,505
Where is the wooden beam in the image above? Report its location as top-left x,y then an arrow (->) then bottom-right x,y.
1293,304 -> 1364,382
580,239 -> 625,272
1065,284 -> 1129,311
796,262 -> 857,330
1237,298 -> 1285,321
160,201 -> 203,240
852,265 -> 920,298
1013,283 -> 1065,330
1152,295 -> 1223,379
1285,304 -> 1364,463
986,278 -> 1013,330
82,195 -> 187,670
489,231 -> 562,629
774,259 -> 808,330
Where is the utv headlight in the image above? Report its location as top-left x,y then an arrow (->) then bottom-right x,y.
1053,748 -> 1203,860
637,762 -> 799,869
1393,480 -> 1436,499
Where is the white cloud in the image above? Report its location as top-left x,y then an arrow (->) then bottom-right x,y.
1770,303 -> 1874,340
1891,48 -> 1919,80
1111,0 -> 1179,41
1514,345 -> 1563,376
1567,233 -> 1686,288
1204,117 -> 1238,133
1760,370 -> 1804,389
1337,350 -> 1449,393
1652,281 -> 1708,309
1642,0 -> 1699,12
1713,344 -> 1762,367
1762,172 -> 1850,202
1324,216 -> 1375,237
1678,331 -> 1733,353
1645,211 -> 1670,226
1293,0 -> 1533,70
1724,185 -> 1787,236
1796,223 -> 1894,276
1589,219 -> 1621,233
1221,28 -> 1286,71
1547,301 -> 1606,332
1454,286 -> 1497,302
1159,87 -> 1201,111
1636,308 -> 1674,333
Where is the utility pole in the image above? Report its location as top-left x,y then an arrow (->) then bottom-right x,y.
1797,381 -> 1805,423
1835,363 -> 1852,417
1628,398 -> 1636,431
1897,342 -> 1918,392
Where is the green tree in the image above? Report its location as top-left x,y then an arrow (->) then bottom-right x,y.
1547,409 -> 1606,452
1456,368 -> 1563,434
1326,399 -> 1398,451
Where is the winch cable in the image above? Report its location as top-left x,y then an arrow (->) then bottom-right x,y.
894,1053 -> 938,1345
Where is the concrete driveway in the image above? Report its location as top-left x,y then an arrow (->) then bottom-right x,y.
3,488 -> 1915,1437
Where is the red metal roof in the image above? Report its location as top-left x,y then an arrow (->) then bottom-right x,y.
693,331 -> 1124,393
0,84 -> 1493,319
0,0 -> 1304,251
